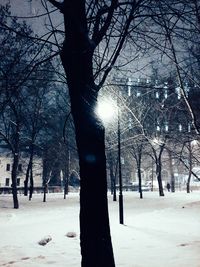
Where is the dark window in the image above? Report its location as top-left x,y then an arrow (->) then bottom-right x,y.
18,164 -> 22,172
17,178 -> 20,186
5,178 -> 10,186
6,164 -> 10,171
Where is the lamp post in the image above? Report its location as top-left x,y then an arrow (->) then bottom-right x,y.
96,95 -> 124,224
117,103 -> 124,224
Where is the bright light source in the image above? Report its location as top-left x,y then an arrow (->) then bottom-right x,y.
96,98 -> 117,124
191,140 -> 198,146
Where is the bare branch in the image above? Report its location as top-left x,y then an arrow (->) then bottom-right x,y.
47,0 -> 64,13
92,0 -> 118,46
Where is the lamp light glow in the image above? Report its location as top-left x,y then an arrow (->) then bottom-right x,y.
96,98 -> 117,124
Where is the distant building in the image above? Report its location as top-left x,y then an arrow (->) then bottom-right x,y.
105,77 -> 200,191
0,154 -> 43,189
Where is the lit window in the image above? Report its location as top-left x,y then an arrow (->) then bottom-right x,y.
155,91 -> 159,99
127,78 -> 133,96
127,78 -> 132,96
128,86 -> 131,96
163,82 -> 168,99
164,90 -> 168,99
188,123 -> 191,133
184,83 -> 189,97
128,118 -> 132,129
165,123 -> 169,132
136,91 -> 141,97
179,124 -> 182,132
176,87 -> 181,99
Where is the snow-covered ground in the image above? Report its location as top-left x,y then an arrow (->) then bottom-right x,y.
0,191 -> 200,267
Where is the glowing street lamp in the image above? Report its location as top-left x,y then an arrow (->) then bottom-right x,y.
96,97 -> 118,124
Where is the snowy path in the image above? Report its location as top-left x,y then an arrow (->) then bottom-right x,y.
0,191 -> 200,267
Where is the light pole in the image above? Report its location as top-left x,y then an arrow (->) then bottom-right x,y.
117,103 -> 124,224
96,95 -> 124,224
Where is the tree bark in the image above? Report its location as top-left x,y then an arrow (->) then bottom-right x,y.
137,167 -> 143,199
11,116 -> 20,209
136,150 -> 143,199
62,78 -> 115,266
29,163 -> 34,200
152,144 -> 165,197
156,161 -> 164,197
63,168 -> 69,199
24,168 -> 29,196
43,183 -> 48,202
60,1 -> 115,266
24,145 -> 34,196
12,152 -> 19,209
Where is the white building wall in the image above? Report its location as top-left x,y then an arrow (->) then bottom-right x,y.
0,155 -> 43,188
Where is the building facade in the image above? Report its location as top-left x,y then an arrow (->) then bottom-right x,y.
0,154 -> 43,191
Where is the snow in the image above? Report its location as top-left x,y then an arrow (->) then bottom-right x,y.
0,191 -> 200,267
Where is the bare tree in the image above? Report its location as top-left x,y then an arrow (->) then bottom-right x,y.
42,0 -> 148,265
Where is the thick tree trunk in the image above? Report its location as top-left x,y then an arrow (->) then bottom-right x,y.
64,88 -> 115,266
61,1 -> 115,265
78,116 -> 115,267
67,93 -> 115,266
